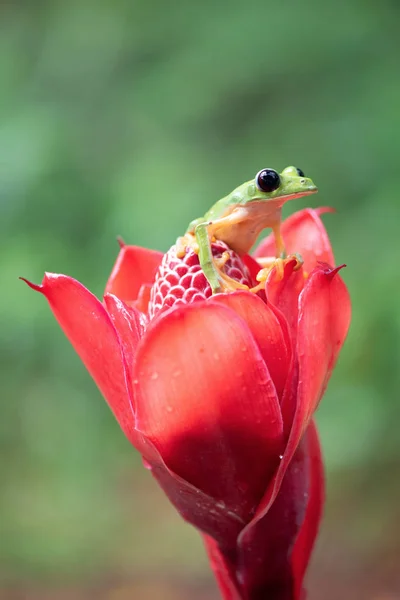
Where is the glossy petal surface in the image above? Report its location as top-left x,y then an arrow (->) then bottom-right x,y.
104,294 -> 145,405
22,274 -> 136,441
247,264 -> 350,527
105,244 -> 163,305
210,292 -> 291,401
265,259 -> 305,342
150,461 -> 245,548
236,422 -> 318,600
296,264 -> 351,425
134,302 -> 284,520
203,535 -> 241,600
292,420 -> 324,600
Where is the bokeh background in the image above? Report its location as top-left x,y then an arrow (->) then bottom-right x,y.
1,1 -> 399,598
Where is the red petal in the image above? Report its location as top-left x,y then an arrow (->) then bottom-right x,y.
254,208 -> 335,274
210,292 -> 291,401
134,302 -> 284,522
149,460 -> 245,548
292,420 -> 325,599
265,258 -> 305,342
104,294 -> 145,406
234,423 -> 316,599
133,283 -> 153,313
105,245 -> 163,306
237,264 -> 350,537
199,423 -> 324,600
241,253 -> 264,284
22,274 -> 137,443
203,535 -> 242,600
296,263 -> 351,423
23,276 -> 251,547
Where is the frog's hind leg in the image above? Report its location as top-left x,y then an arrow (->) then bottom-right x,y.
175,218 -> 205,258
194,221 -> 249,294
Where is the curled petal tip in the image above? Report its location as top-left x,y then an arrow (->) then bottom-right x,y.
317,262 -> 346,278
116,236 -> 126,248
19,276 -> 43,293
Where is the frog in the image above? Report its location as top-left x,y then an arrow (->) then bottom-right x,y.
176,166 -> 318,294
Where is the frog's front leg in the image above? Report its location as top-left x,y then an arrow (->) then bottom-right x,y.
251,215 -> 302,286
250,253 -> 304,293
195,212 -> 250,294
271,212 -> 286,259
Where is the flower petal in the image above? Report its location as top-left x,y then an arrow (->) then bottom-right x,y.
254,208 -> 335,274
134,301 -> 284,522
292,420 -> 324,600
149,461 -> 245,548
22,274 -> 136,443
104,294 -> 145,406
203,535 -> 242,600
210,292 -> 291,401
105,244 -> 163,305
296,263 -> 351,424
266,258 -> 305,342
201,422 -> 323,599
238,264 -> 350,538
241,253 -> 264,284
22,276 -> 250,548
235,423 -> 315,599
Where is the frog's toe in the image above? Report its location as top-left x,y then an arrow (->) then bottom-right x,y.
288,252 -> 304,270
251,253 -> 304,291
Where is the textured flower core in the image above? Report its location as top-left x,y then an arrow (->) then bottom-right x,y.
149,241 -> 253,318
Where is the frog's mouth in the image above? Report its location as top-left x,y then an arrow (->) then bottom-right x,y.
271,188 -> 318,206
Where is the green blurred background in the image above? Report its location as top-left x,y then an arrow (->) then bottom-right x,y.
2,0 -> 399,598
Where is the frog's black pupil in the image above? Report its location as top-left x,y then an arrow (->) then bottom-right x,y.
256,169 -> 280,193
296,167 -> 305,177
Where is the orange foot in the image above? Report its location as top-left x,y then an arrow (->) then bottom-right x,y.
250,253 -> 303,293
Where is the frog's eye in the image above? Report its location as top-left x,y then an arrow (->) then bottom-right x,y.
256,169 -> 281,193
296,167 -> 305,177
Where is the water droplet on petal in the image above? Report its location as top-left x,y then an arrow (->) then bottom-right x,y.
166,406 -> 173,413
151,372 -> 158,380
279,454 -> 283,460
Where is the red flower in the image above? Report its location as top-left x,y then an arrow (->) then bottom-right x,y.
22,208 -> 351,600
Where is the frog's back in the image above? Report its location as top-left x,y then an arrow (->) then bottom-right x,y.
186,180 -> 252,232
204,192 -> 244,221
186,196 -> 236,233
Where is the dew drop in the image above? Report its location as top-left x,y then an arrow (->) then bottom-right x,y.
279,454 -> 283,460
151,372 -> 159,380
166,406 -> 173,413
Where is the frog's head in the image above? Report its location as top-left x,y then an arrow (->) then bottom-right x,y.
240,166 -> 317,205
